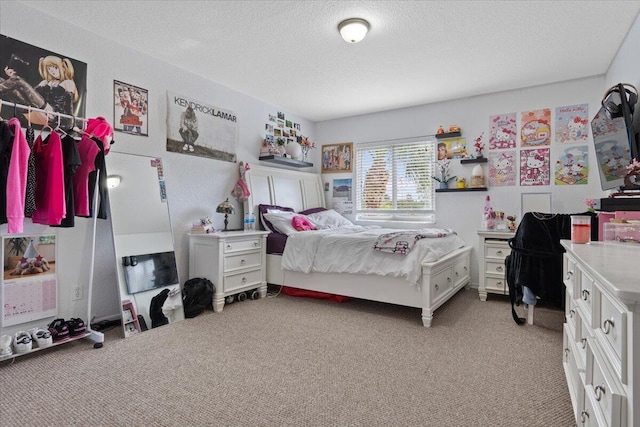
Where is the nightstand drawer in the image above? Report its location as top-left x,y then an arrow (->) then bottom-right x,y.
224,251 -> 261,272
223,237 -> 261,253
485,276 -> 507,293
485,260 -> 506,276
224,268 -> 263,293
485,243 -> 510,259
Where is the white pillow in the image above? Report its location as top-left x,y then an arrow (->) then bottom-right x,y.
262,211 -> 300,235
306,209 -> 354,229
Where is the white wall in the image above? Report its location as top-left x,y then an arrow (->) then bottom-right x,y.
0,1 -> 318,331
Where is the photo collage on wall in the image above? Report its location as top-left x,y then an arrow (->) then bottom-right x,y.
260,111 -> 307,158
487,103 -> 589,187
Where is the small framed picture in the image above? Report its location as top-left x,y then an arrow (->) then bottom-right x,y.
321,142 -> 353,173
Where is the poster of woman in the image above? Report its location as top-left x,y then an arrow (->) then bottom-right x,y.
0,35 -> 87,128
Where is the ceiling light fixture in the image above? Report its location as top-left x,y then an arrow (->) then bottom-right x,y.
106,175 -> 122,189
338,18 -> 370,43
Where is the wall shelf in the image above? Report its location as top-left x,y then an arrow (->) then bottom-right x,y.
436,187 -> 487,193
436,131 -> 461,139
461,157 -> 488,164
259,155 -> 312,168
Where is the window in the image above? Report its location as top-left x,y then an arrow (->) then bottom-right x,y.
355,137 -> 436,222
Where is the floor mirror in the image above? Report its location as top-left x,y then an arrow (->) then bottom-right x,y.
106,152 -> 184,337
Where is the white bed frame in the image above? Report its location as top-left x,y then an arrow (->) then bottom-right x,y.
244,165 -> 472,327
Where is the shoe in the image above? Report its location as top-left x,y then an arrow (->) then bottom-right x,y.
28,328 -> 52,348
0,335 -> 12,356
13,331 -> 32,354
189,145 -> 194,152
48,318 -> 70,342
67,318 -> 87,336
182,144 -> 188,151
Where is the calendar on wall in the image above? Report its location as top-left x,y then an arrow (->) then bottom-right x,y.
2,235 -> 58,327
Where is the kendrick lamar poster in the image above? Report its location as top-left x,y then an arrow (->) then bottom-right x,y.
166,91 -> 237,163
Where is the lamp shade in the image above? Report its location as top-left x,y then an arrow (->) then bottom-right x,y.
216,198 -> 235,214
338,18 -> 370,43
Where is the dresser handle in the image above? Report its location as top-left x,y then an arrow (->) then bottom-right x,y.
226,244 -> 232,249
496,250 -> 503,255
464,266 -> 468,271
253,241 -> 259,246
496,281 -> 502,286
582,289 -> 589,301
447,277 -> 451,283
242,277 -> 247,283
569,309 -> 575,318
240,259 -> 246,265
603,319 -> 614,334
496,266 -> 503,272
564,348 -> 570,361
581,338 -> 587,349
455,271 -> 459,277
566,270 -> 574,280
580,410 -> 589,423
594,385 -> 605,401
434,284 -> 439,291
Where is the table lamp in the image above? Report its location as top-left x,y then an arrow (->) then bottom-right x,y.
216,198 -> 235,231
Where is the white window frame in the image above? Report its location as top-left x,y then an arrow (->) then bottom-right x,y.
354,136 -> 436,224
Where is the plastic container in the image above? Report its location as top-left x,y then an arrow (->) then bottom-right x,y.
571,215 -> 591,244
244,213 -> 250,232
249,213 -> 256,231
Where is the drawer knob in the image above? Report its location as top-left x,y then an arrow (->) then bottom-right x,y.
242,277 -> 247,283
581,289 -> 589,301
566,270 -> 574,280
226,244 -> 232,249
580,338 -> 587,349
241,259 -> 246,264
496,250 -> 503,255
569,309 -> 575,318
435,284 -> 439,291
447,277 -> 451,283
496,266 -> 503,272
580,410 -> 589,423
455,271 -> 459,277
464,266 -> 468,271
253,241 -> 259,246
594,385 -> 605,401
496,281 -> 502,286
603,319 -> 615,334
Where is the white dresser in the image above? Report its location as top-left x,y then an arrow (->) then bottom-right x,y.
189,230 -> 269,312
561,240 -> 640,426
477,231 -> 514,301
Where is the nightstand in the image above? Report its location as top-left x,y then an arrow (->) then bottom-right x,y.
188,230 -> 269,312
477,230 -> 514,301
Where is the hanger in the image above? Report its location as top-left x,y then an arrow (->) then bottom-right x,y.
53,113 -> 67,138
169,287 -> 181,297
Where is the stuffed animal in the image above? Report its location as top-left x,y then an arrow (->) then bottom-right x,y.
291,215 -> 315,231
11,256 -> 50,275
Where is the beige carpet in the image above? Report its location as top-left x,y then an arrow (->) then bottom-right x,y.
0,288 -> 574,426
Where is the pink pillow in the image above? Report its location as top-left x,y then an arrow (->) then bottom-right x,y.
291,215 -> 315,231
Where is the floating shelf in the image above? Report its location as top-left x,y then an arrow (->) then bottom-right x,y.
436,187 -> 487,193
259,155 -> 313,168
435,131 -> 461,139
461,157 -> 488,164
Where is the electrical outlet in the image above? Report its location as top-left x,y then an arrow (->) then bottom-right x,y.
73,286 -> 82,301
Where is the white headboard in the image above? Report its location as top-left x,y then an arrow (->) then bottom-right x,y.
244,165 -> 325,230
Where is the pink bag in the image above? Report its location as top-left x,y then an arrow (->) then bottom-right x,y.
231,161 -> 251,203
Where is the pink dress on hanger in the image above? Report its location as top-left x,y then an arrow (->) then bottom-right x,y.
72,135 -> 100,217
6,118 -> 30,233
32,131 -> 66,225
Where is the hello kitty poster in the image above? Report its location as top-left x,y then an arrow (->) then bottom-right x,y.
521,109 -> 551,147
555,104 -> 589,143
489,150 -> 516,186
520,148 -> 550,186
555,146 -> 589,185
489,113 -> 517,149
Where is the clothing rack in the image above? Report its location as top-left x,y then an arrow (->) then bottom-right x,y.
0,99 -> 105,357
0,99 -> 88,128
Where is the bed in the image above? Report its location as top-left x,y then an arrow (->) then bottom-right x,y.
244,165 -> 472,327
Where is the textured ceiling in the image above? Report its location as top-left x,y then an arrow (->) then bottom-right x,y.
17,1 -> 640,122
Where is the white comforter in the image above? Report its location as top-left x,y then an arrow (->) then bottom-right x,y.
281,226 -> 466,286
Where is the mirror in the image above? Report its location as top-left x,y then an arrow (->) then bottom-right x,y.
106,152 -> 184,337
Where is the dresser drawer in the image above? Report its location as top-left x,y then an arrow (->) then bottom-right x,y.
224,251 -> 261,273
595,289 -> 627,384
578,269 -> 594,324
223,237 -> 261,253
485,242 -> 510,259
485,260 -> 506,276
565,289 -> 578,336
224,268 -> 263,293
585,339 -> 626,427
564,254 -> 578,298
563,326 -> 585,423
453,259 -> 469,287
